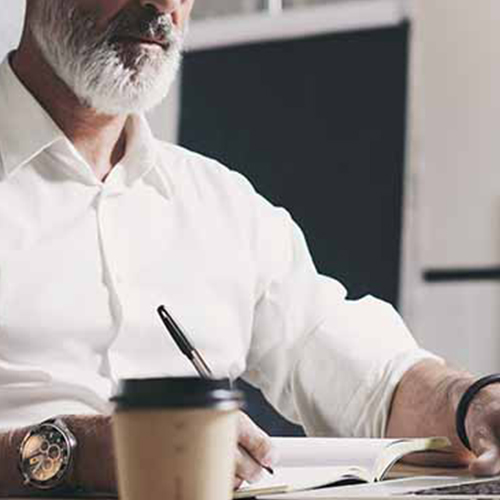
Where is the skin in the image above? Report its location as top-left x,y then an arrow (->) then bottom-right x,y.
5,0 -> 500,493
387,359 -> 500,476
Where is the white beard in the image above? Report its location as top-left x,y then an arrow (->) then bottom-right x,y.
29,0 -> 184,115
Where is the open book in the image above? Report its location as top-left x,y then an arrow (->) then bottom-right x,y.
235,436 -> 450,498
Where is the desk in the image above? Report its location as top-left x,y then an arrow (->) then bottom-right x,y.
4,466 -> 471,499
388,463 -> 470,480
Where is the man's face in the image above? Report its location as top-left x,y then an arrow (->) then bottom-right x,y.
28,0 -> 195,115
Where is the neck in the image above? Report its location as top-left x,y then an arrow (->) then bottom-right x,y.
11,31 -> 127,182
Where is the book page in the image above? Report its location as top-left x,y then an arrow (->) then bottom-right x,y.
271,438 -> 398,469
236,436 -> 451,498
372,437 -> 450,481
255,476 -> 485,499
234,466 -> 370,499
234,438 -> 399,499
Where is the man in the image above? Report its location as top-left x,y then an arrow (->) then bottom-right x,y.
0,0 -> 499,496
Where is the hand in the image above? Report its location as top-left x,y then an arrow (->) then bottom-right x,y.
234,412 -> 276,489
463,385 -> 500,476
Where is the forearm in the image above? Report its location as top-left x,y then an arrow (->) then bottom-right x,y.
386,359 -> 477,466
0,415 -> 116,497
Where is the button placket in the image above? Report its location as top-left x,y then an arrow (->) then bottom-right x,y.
95,189 -> 125,339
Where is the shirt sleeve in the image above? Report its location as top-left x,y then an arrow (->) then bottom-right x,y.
241,188 -> 441,438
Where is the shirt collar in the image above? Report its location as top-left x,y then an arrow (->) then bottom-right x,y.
0,54 -> 174,199
121,114 -> 173,199
0,54 -> 64,178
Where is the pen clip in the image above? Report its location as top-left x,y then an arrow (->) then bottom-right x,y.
157,305 -> 194,358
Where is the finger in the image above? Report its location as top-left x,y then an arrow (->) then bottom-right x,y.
470,447 -> 500,477
235,445 -> 264,484
234,475 -> 244,490
238,412 -> 276,468
469,427 -> 500,476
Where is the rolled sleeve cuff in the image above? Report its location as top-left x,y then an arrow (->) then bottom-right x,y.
344,348 -> 444,438
289,294 -> 444,438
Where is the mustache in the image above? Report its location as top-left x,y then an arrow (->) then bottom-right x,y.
99,7 -> 179,46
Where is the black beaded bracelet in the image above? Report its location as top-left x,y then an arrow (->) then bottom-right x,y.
456,373 -> 500,450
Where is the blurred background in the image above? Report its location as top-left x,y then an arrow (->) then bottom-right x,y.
1,0 -> 499,435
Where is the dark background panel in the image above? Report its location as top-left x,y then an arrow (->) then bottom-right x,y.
180,24 -> 410,436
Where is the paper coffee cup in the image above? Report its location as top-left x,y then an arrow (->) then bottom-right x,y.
111,377 -> 243,500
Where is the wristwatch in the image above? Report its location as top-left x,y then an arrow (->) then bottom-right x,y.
18,417 -> 77,490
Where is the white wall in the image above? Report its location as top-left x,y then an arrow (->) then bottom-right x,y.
0,0 -> 25,59
402,0 -> 500,374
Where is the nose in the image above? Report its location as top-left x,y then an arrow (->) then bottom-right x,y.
139,0 -> 182,15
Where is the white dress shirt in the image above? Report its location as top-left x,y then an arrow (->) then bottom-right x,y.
0,56 -> 438,436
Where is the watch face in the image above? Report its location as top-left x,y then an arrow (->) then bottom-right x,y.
20,425 -> 70,486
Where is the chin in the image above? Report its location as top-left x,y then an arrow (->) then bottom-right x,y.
73,50 -> 182,115
82,79 -> 177,115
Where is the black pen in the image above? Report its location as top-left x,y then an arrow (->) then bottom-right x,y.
157,305 -> 213,379
157,305 -> 274,476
